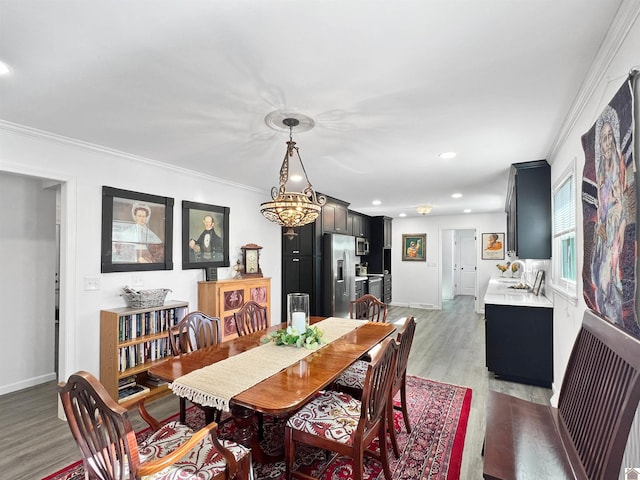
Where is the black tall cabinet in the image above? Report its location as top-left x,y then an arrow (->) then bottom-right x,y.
506,160 -> 551,259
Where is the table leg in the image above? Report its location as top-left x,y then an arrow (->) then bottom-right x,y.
230,404 -> 283,464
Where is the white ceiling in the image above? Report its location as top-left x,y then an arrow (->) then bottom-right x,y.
0,0 -> 624,217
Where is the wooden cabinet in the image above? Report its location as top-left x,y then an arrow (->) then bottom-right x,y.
485,303 -> 553,387
281,223 -> 317,256
198,278 -> 271,340
505,160 -> 551,258
355,278 -> 367,299
349,210 -> 370,238
100,301 -> 189,407
382,273 -> 392,303
321,196 -> 349,234
368,216 -> 392,276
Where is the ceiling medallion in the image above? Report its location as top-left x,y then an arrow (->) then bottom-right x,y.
260,117 -> 326,239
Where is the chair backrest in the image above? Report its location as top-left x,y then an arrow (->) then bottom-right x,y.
557,309 -> 640,480
234,300 -> 269,336
393,316 -> 416,394
58,371 -> 140,480
170,311 -> 222,355
349,294 -> 388,322
359,337 -> 398,431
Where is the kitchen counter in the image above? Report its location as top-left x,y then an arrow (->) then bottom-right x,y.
484,276 -> 552,308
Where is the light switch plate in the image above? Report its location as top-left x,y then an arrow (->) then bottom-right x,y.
84,276 -> 100,291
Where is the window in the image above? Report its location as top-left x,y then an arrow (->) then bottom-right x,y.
552,164 -> 577,299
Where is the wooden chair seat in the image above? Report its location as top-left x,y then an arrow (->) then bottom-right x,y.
285,337 -> 398,480
58,371 -> 252,480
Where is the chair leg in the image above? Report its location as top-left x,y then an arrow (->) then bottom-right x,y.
353,448 -> 364,480
399,382 -> 411,433
284,426 -> 295,480
180,397 -> 187,424
257,412 -> 264,440
387,400 -> 400,458
378,418 -> 393,480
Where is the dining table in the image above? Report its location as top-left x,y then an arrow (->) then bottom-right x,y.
148,316 -> 395,464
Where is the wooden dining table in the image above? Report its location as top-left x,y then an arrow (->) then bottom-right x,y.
148,316 -> 395,463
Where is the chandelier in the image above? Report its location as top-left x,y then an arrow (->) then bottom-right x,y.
260,117 -> 326,239
416,205 -> 433,215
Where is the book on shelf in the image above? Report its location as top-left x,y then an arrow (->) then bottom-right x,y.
118,384 -> 150,403
118,375 -> 137,390
144,374 -> 168,387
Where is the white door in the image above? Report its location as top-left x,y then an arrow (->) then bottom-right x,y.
456,230 -> 476,296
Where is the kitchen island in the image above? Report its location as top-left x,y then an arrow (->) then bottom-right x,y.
484,275 -> 553,388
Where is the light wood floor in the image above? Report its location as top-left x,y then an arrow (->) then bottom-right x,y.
0,296 -> 551,479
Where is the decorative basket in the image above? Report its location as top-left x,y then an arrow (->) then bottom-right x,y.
122,287 -> 171,309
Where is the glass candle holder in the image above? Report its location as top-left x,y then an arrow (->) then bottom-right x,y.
287,293 -> 309,333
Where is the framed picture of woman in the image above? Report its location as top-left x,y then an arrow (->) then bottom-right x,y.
402,233 -> 426,261
482,233 -> 505,260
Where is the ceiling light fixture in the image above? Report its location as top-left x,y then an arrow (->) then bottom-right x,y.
439,151 -> 456,159
464,209 -> 472,213
0,60 -> 12,76
260,117 -> 326,240
416,205 -> 432,215
452,193 -> 463,199
372,200 -> 382,206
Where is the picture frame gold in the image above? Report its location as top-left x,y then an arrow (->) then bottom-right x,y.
402,233 -> 426,261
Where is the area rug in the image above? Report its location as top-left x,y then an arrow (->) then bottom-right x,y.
42,375 -> 471,480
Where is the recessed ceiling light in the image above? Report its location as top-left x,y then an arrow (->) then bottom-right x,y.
439,152 -> 456,159
0,60 -> 12,76
372,200 -> 381,206
399,213 -> 406,217
452,193 -> 463,199
464,209 -> 472,213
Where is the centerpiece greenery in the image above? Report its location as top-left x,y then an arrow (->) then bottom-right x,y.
263,325 -> 326,349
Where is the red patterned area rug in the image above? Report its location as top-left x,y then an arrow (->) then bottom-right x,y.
42,375 -> 471,480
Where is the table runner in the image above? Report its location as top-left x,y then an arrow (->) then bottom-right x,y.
169,317 -> 367,412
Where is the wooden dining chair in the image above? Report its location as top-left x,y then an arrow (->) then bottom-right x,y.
332,316 -> 417,457
169,311 -> 223,425
58,371 -> 252,480
285,337 -> 398,480
350,294 -> 388,322
233,300 -> 269,336
233,300 -> 269,438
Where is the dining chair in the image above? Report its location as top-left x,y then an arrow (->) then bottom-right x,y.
350,294 -> 388,322
58,370 -> 252,480
233,300 -> 269,438
284,337 -> 398,480
332,315 -> 417,457
169,311 -> 223,425
233,300 -> 269,336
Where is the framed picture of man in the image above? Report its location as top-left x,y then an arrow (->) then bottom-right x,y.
402,233 -> 426,261
182,200 -> 230,270
101,186 -> 174,273
482,233 -> 505,260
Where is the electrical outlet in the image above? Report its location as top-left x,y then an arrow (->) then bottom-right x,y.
132,274 -> 144,288
84,276 -> 101,291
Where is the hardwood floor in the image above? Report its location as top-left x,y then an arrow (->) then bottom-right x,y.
0,296 -> 551,479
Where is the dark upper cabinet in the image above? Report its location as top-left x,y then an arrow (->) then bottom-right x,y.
349,210 -> 371,238
321,195 -> 349,234
505,160 -> 551,259
368,216 -> 393,274
281,223 -> 317,256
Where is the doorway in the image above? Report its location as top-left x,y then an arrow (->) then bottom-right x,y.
441,228 -> 477,302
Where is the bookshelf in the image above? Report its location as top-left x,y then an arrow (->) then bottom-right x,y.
198,277 -> 271,340
99,301 -> 188,407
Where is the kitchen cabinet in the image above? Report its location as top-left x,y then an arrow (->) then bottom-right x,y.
383,273 -> 392,303
281,223 -> 318,256
367,216 -> 392,275
321,195 -> 349,234
349,210 -> 370,238
355,278 -> 367,299
485,303 -> 553,387
506,160 -> 551,258
198,278 -> 271,339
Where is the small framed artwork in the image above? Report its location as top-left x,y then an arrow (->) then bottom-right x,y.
481,233 -> 505,260
182,200 -> 230,270
101,186 -> 174,272
532,270 -> 545,296
402,233 -> 426,261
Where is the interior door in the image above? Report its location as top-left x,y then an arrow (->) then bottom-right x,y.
456,230 -> 476,296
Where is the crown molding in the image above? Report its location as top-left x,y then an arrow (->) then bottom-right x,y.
0,119 -> 265,194
548,0 -> 640,161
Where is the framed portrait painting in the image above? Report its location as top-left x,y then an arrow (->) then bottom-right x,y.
182,200 -> 230,270
402,233 -> 426,261
482,233 -> 505,260
101,186 -> 174,272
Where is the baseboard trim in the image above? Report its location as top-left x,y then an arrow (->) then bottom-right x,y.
0,372 -> 57,396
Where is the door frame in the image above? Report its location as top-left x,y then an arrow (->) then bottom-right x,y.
438,227 -> 479,312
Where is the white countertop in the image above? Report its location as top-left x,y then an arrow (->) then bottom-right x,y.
484,276 -> 553,308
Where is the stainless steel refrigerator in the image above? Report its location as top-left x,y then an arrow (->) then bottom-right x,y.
323,233 -> 356,318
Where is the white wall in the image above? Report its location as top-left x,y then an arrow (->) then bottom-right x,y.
391,212 -> 506,313
0,173 -> 56,393
0,123 -> 283,393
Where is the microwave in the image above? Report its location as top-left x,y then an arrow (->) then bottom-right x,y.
355,237 -> 370,256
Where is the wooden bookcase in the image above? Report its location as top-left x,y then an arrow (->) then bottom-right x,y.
100,301 -> 189,407
198,277 -> 271,340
